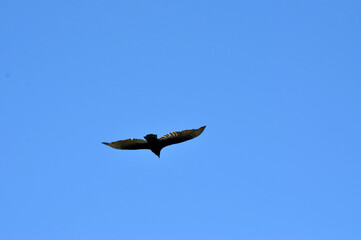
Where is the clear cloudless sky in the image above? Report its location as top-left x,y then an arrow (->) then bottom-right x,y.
1,0 -> 360,239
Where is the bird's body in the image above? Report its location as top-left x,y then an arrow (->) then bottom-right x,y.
144,134 -> 162,157
102,126 -> 206,157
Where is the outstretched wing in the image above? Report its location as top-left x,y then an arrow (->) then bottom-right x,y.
159,126 -> 206,148
102,138 -> 150,150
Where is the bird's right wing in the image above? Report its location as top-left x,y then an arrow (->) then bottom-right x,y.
159,126 -> 206,148
102,138 -> 150,150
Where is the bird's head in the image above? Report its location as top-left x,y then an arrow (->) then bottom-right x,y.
144,134 -> 158,142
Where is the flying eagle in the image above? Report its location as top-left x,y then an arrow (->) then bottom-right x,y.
102,126 -> 206,157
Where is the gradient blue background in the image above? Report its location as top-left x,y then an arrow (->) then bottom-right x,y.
1,1 -> 361,239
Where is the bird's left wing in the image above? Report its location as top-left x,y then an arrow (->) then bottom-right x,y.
159,126 -> 206,148
102,138 -> 150,150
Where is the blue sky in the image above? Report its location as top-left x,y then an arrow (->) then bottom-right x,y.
1,0 -> 360,239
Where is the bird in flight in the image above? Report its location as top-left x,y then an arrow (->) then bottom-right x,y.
102,126 -> 206,157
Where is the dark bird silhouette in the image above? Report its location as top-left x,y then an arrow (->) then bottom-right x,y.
102,126 -> 206,157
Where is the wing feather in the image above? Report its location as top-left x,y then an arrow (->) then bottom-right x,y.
102,138 -> 150,150
159,126 -> 206,148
